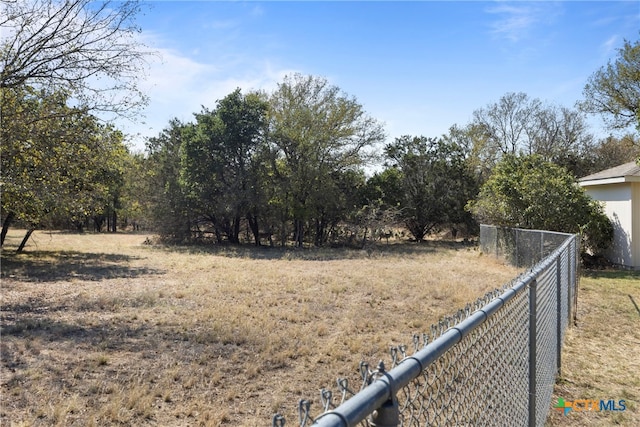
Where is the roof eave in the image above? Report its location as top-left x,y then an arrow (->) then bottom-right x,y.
579,176 -> 640,187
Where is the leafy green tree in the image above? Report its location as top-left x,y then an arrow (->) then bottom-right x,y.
143,76 -> 383,247
1,86 -> 131,250
267,74 -> 385,246
468,154 -> 613,254
442,124 -> 482,175
384,135 -> 479,241
581,38 -> 640,132
145,119 -> 192,241
1,0 -> 151,248
180,89 -> 269,244
117,151 -> 150,231
43,124 -> 131,233
312,168 -> 367,246
348,170 -> 404,247
363,167 -> 403,210
87,132 -> 132,233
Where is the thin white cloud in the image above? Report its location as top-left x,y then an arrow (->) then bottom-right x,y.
486,1 -> 562,43
250,4 -> 265,18
142,48 -> 217,101
601,35 -> 619,57
121,33 -> 301,150
204,19 -> 239,30
488,4 -> 536,42
591,16 -> 617,28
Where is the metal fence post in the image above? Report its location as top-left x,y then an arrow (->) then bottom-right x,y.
515,228 -> 519,267
540,231 -> 544,264
528,278 -> 538,427
556,256 -> 562,377
367,361 -> 399,427
571,237 -> 576,323
568,236 -> 577,325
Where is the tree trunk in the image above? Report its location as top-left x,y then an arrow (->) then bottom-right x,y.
1,212 -> 15,246
361,227 -> 369,249
228,216 -> 241,244
315,218 -> 325,247
247,213 -> 260,246
94,215 -> 105,232
112,196 -> 119,233
294,219 -> 304,247
16,228 -> 35,253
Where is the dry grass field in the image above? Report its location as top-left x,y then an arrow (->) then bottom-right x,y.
546,269 -> 640,427
0,229 -> 520,426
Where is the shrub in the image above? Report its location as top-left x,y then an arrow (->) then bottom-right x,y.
468,154 -> 613,255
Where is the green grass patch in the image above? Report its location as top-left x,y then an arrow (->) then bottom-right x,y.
546,269 -> 640,427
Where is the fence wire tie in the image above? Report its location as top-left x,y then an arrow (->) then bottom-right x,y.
443,317 -> 450,330
399,344 -> 408,359
320,388 -> 333,412
412,333 -> 421,352
336,378 -> 354,404
360,361 -> 372,389
390,346 -> 399,367
298,399 -> 312,426
360,360 -> 388,389
272,413 -> 285,427
422,332 -> 430,348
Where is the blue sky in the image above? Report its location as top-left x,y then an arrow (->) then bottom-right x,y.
123,1 -> 640,152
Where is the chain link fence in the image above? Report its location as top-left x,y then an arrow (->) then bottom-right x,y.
479,225 -> 573,268
273,227 -> 579,427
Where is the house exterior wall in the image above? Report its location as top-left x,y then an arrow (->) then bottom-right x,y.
633,182 -> 640,268
583,183 -> 637,268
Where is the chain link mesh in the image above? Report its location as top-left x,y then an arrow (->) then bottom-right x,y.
394,287 -> 530,426
534,264 -> 558,426
480,226 -> 572,268
274,228 -> 578,427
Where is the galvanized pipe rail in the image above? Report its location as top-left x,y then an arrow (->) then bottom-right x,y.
312,235 -> 575,427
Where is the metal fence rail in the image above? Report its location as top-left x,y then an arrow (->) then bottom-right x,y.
274,227 -> 579,427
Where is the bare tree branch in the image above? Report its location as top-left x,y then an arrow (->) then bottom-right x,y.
1,0 -> 154,119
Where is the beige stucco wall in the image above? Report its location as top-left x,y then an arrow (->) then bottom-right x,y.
633,182 -> 640,268
583,183 -> 637,268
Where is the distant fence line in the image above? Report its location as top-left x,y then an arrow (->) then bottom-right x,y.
273,226 -> 579,427
479,224 -> 573,268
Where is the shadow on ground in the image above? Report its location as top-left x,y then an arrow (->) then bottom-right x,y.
0,250 -> 165,282
581,268 -> 640,281
152,239 -> 476,261
0,296 -> 249,369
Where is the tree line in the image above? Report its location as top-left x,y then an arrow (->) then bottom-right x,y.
1,0 -> 639,252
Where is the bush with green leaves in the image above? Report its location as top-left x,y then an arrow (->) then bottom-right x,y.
468,154 -> 612,255
580,202 -> 614,256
